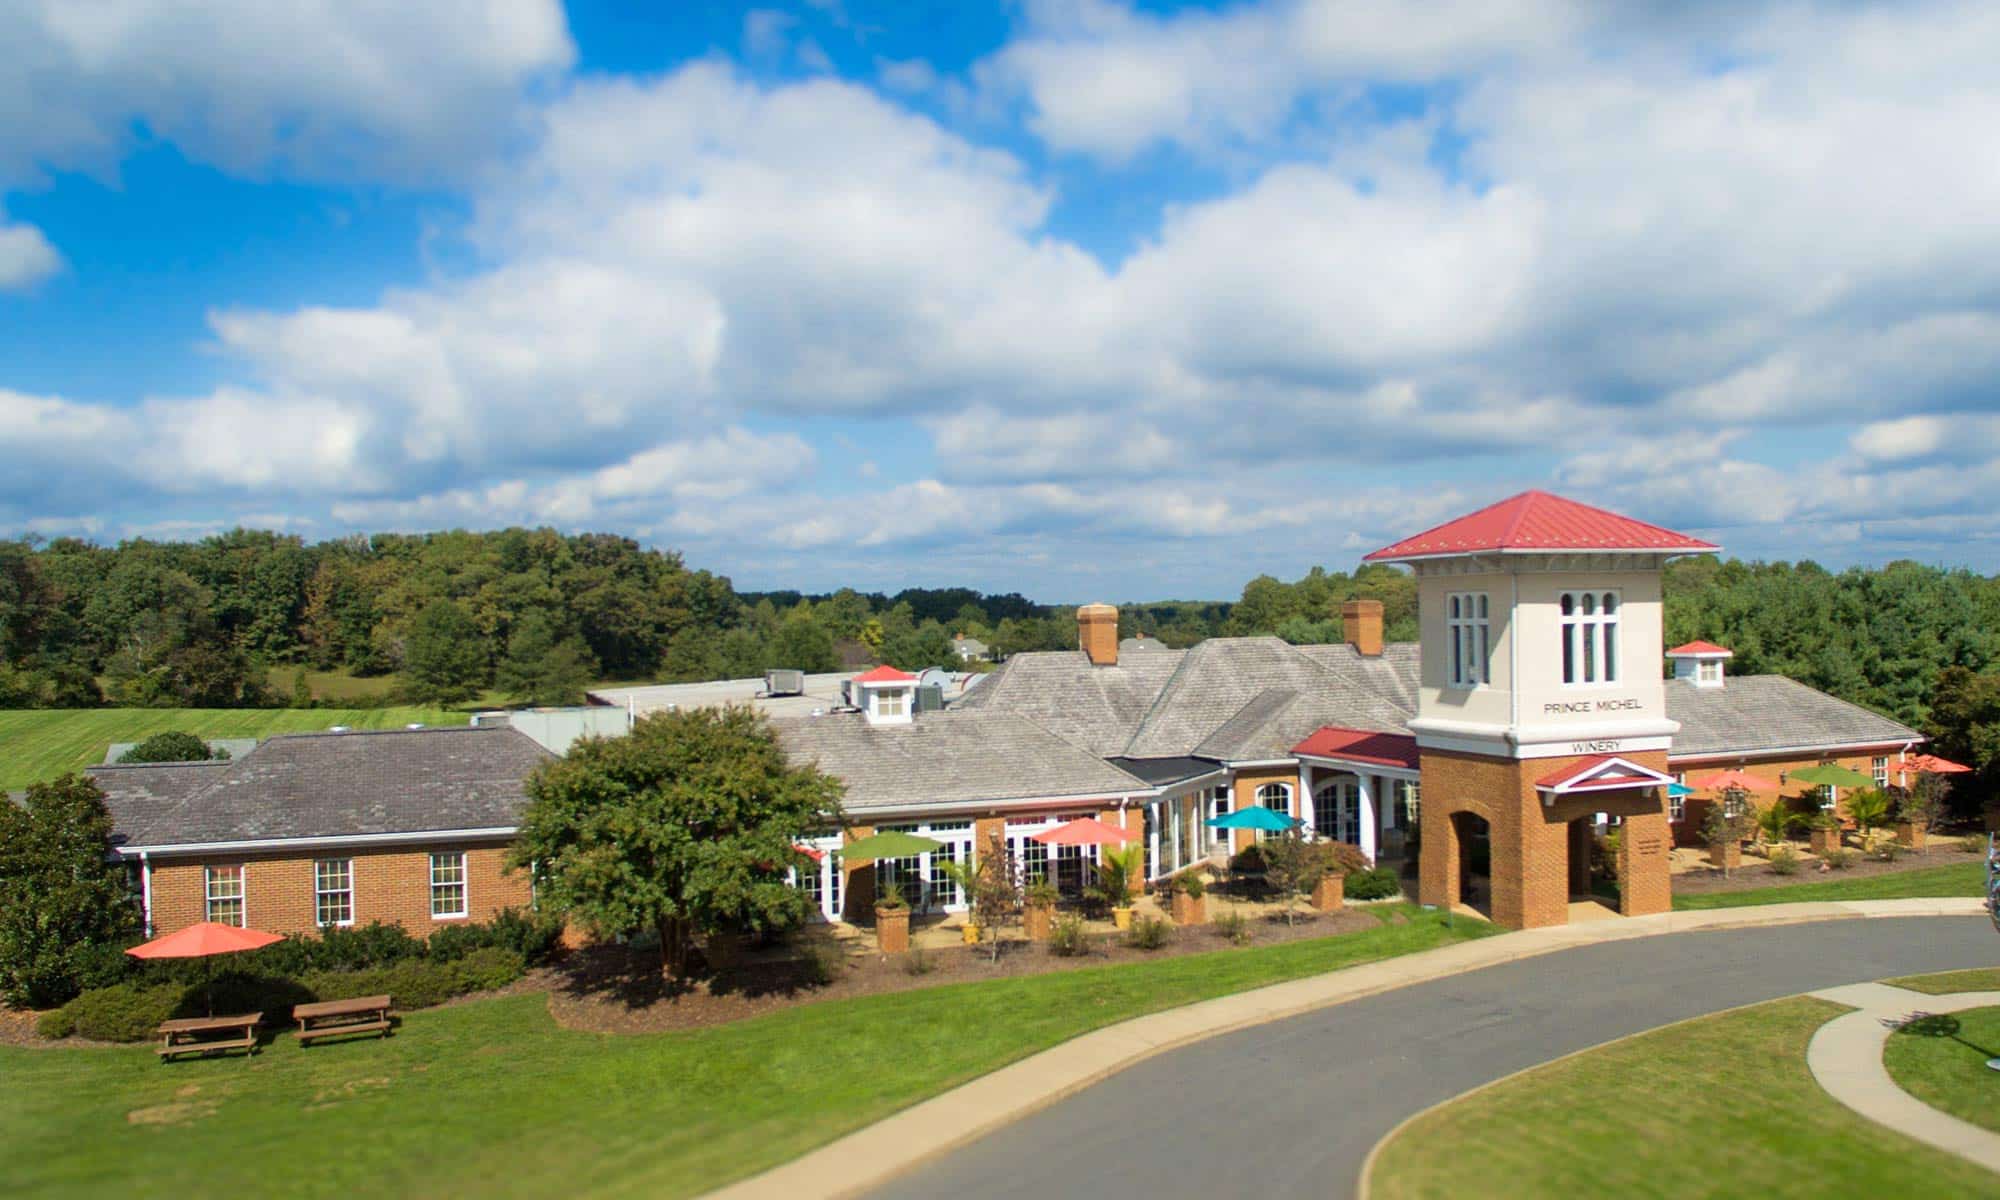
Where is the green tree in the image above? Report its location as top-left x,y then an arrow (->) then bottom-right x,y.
116,731 -> 219,764
495,612 -> 597,707
402,599 -> 488,704
0,775 -> 140,1007
766,616 -> 839,673
511,707 -> 845,976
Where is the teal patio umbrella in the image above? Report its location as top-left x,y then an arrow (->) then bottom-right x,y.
1667,782 -> 1695,799
1207,806 -> 1299,832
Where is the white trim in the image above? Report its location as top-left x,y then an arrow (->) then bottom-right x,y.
1295,752 -> 1420,780
113,826 -> 519,859
314,856 -> 356,928
429,851 -> 469,920
848,790 -> 1159,825
1222,758 -> 1297,770
1535,755 -> 1676,799
1668,739 -> 1922,765
139,851 -> 153,938
1371,545 -> 1715,564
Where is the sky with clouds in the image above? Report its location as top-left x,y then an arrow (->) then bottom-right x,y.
3,0 -> 1998,601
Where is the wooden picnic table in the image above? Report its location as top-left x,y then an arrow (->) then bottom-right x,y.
293,994 -> 393,1045
156,1013 -> 262,1060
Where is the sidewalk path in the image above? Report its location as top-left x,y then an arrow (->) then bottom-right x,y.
704,898 -> 1984,1200
1808,980 -> 2000,1172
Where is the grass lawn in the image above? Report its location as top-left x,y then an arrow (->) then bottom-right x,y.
1883,1004 -> 2000,1137
1671,861 -> 1984,909
1,907 -> 1492,1199
0,707 -> 463,791
1888,968 -> 2000,996
1368,996 -> 2000,1200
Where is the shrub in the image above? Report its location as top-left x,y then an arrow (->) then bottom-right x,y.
1046,914 -> 1091,957
304,947 -> 525,1010
799,942 -> 842,986
1768,846 -> 1801,876
902,942 -> 934,976
1124,915 -> 1173,951
1824,847 -> 1859,870
42,982 -> 178,1042
1174,873 -> 1207,899
1211,909 -> 1251,945
1874,838 -> 1903,863
1344,865 -> 1403,900
484,907 -> 565,965
116,731 -> 217,764
1025,878 -> 1060,907
190,971 -> 315,1020
1960,834 -> 1987,855
1228,845 -> 1266,875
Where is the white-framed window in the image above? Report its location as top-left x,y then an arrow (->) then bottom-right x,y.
314,858 -> 354,927
1872,757 -> 1889,789
1314,779 -> 1360,843
1669,774 -> 1685,823
429,852 -> 468,919
1722,793 -> 1748,819
876,688 -> 908,718
1559,590 -> 1620,685
1256,782 -> 1292,817
1697,659 -> 1722,685
204,864 -> 245,927
1207,785 -> 1232,852
1446,592 -> 1490,688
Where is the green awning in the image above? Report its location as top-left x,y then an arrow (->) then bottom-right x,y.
1789,764 -> 1874,789
840,830 -> 946,861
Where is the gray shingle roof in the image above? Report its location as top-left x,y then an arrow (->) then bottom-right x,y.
1664,675 -> 1920,759
91,725 -> 554,849
950,648 -> 1186,756
1124,637 -> 1420,759
771,709 -> 1151,813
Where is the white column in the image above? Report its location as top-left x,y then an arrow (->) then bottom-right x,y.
1357,774 -> 1379,864
1299,765 -> 1318,839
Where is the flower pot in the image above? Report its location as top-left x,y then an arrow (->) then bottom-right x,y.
1709,840 -> 1741,870
1112,906 -> 1134,931
1171,891 -> 1207,926
961,923 -> 982,946
874,905 -> 910,954
1023,902 -> 1054,942
1312,873 -> 1345,913
1809,827 -> 1841,856
1895,822 -> 1926,851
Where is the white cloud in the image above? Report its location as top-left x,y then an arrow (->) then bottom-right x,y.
0,215 -> 59,289
0,0 -> 573,185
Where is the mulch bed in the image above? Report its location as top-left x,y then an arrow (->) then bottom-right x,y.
1669,840 -> 1984,898
543,905 -> 1391,1036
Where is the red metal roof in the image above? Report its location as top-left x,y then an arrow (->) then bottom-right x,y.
852,665 -> 917,684
1291,726 -> 1419,770
1666,640 -> 1733,657
1535,755 -> 1675,794
1363,490 -> 1719,562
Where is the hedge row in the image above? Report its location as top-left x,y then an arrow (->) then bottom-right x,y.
37,947 -> 526,1042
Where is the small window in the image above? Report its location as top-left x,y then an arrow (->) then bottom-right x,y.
1697,660 -> 1722,685
1560,590 -> 1620,685
1256,782 -> 1292,817
876,689 -> 907,718
1872,756 -> 1888,789
1669,773 -> 1685,823
430,852 -> 468,919
1446,592 -> 1490,688
314,858 -> 354,927
205,865 -> 245,927
1722,793 -> 1747,819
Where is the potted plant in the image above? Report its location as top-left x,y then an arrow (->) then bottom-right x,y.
1896,781 -> 1943,852
1807,812 -> 1841,857
1703,794 -> 1746,875
1023,878 -> 1059,941
874,879 -> 911,954
1171,872 -> 1208,926
1090,844 -> 1143,930
1844,787 -> 1892,849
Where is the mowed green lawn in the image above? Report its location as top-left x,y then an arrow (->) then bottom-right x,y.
1883,1003 -> 2000,1136
1672,861 -> 1985,910
1368,996 -> 2000,1200
0,707 -> 463,791
1,909 -> 1492,1200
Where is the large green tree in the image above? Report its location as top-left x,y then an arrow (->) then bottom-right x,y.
0,775 -> 140,1007
402,599 -> 488,704
511,707 -> 844,976
495,611 -> 596,707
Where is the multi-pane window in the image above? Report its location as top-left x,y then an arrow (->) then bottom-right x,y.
205,865 -> 245,926
875,689 -> 908,718
1446,592 -> 1490,687
1395,779 -> 1420,826
429,852 -> 467,918
1256,782 -> 1292,817
1872,757 -> 1889,789
1697,660 -> 1722,685
1559,591 -> 1620,685
314,858 -> 354,927
1669,774 -> 1686,823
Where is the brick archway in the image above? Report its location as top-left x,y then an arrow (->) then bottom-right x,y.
1418,797 -> 1504,919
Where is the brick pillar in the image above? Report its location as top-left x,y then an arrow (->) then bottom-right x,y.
1618,808 -> 1672,916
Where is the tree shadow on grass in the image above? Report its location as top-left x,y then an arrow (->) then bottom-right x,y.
1891,1012 -> 2000,1060
553,942 -> 837,1010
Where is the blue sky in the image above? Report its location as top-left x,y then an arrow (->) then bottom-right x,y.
4,1 -> 1999,602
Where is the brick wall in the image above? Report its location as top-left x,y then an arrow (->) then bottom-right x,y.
145,842 -> 529,937
1418,748 -> 1671,930
1230,765 -> 1303,854
1667,748 -> 1901,845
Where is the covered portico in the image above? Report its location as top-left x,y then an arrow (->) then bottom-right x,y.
1291,727 -> 1422,865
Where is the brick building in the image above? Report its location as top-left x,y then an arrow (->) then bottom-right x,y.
92,725 -> 552,938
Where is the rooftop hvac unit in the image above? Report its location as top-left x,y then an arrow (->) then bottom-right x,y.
915,684 -> 946,713
764,668 -> 806,697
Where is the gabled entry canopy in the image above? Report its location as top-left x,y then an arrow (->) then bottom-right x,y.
1534,754 -> 1675,801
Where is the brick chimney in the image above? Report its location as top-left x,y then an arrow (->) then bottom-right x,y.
1342,598 -> 1383,657
1077,603 -> 1119,666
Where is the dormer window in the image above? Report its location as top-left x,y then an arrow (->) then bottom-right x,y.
1697,660 -> 1721,686
1559,590 -> 1619,685
851,665 -> 919,726
1446,592 -> 1489,688
874,688 -> 908,719
1666,641 -> 1732,689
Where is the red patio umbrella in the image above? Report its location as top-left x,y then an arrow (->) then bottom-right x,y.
1693,769 -> 1779,793
127,922 -> 283,1016
1031,817 -> 1138,846
1901,754 -> 1973,776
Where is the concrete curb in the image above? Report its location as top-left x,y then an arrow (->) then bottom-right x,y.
702,898 -> 1985,1200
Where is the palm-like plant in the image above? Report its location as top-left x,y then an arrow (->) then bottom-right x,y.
1844,788 -> 1892,837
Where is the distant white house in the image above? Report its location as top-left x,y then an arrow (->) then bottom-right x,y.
951,633 -> 990,662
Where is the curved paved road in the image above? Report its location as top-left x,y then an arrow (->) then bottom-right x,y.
870,917 -> 1996,1200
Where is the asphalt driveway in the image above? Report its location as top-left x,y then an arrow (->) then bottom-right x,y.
869,917 -> 1997,1200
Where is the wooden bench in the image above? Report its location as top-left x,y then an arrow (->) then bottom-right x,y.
293,995 -> 393,1045
157,1013 -> 262,1060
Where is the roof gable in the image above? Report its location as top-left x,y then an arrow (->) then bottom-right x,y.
1364,490 -> 1718,562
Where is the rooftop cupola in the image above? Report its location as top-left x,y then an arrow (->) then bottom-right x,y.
1666,641 -> 1732,689
851,665 -> 918,725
